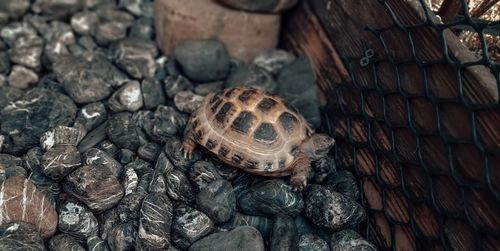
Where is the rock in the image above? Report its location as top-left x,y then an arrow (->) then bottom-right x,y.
325,170 -> 359,200
0,86 -> 24,109
40,124 -> 87,151
108,81 -> 144,112
154,151 -> 175,174
312,155 -> 336,183
96,8 -> 135,26
163,74 -> 193,99
95,140 -> 120,159
118,149 -> 134,165
193,81 -> 223,96
225,64 -> 278,93
217,0 -> 298,13
53,54 -> 127,104
96,208 -> 120,240
63,165 -> 124,213
87,236 -> 110,251
82,148 -> 122,178
173,38 -> 230,82
305,185 -> 366,230
9,34 -> 44,71
107,112 -> 140,151
164,137 -> 200,171
238,179 -> 304,217
172,204 -> 214,249
277,57 -> 321,128
41,144 -> 81,181
20,147 -> 42,173
189,226 -> 265,251
149,169 -> 167,194
113,38 -> 158,79
196,179 -> 235,223
75,102 -> 108,132
270,215 -> 298,251
141,78 -> 166,110
149,106 -> 188,143
0,51 -> 10,74
0,0 -> 30,19
330,230 -> 376,251
252,49 -> 296,75
8,65 -> 38,89
218,213 -> 273,239
106,223 -> 137,251
131,110 -> 155,142
188,161 -> 222,191
166,169 -> 195,205
294,215 -> 317,236
154,0 -> 280,62
0,222 -> 45,251
5,165 -> 27,178
137,193 -> 173,250
94,21 -> 128,46
77,121 -> 108,153
298,234 -> 329,251
116,192 -> 146,224
129,17 -> 154,40
71,11 -> 99,35
32,0 -> 83,18
119,0 -> 152,16
0,176 -> 57,238
121,166 -> 138,195
138,142 -> 161,163
0,21 -> 37,47
174,90 -> 204,114
136,169 -> 153,194
58,199 -> 99,239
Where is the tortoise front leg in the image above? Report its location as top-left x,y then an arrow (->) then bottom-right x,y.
181,118 -> 197,159
289,152 -> 311,191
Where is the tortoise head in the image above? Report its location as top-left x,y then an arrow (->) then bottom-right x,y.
302,133 -> 335,161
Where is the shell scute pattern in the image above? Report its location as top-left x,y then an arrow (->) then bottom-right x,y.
192,87 -> 312,175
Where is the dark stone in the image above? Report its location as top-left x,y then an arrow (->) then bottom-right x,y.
172,204 -> 214,249
238,179 -> 304,217
118,149 -> 134,165
0,222 -> 45,251
121,166 -> 138,195
96,8 -> 134,26
82,148 -> 122,178
1,87 -> 77,155
49,234 -> 85,251
119,0 -> 152,16
5,165 -> 27,178
87,236 -> 110,251
218,213 -> 273,239
129,17 -> 154,40
0,86 -> 24,109
131,110 -> 155,143
116,191 -> 147,223
312,155 -> 336,183
0,51 -> 10,74
107,112 -> 140,151
96,208 -> 120,240
225,64 -> 278,93
166,169 -> 195,205
174,90 -> 204,114
141,78 -> 166,110
164,137 -> 200,171
53,54 -> 127,104
270,215 -> 298,251
196,179 -> 236,223
136,169 -> 153,194
253,49 -> 296,75
325,170 -> 359,200
113,38 -> 158,79
9,34 -> 44,71
330,230 -> 376,251
149,169 -> 167,193
0,21 -> 37,47
137,193 -> 173,250
108,81 -> 144,112
41,144 -> 81,181
0,0 -> 30,19
163,74 -> 193,99
71,11 -> 99,35
188,161 -> 222,191
277,57 -> 321,128
305,185 -> 366,230
106,223 -> 137,251
77,121 -> 108,153
7,65 -> 38,89
138,142 -> 161,163
28,168 -> 60,205
39,124 -> 86,151
0,153 -> 22,168
96,140 -> 120,159
32,0 -> 83,18
189,226 -> 265,251
173,38 -> 230,82
149,106 -> 188,143
94,21 -> 127,46
294,215 -> 317,236
63,165 -> 124,213
75,102 -> 108,132
58,199 -> 99,239
127,159 -> 153,177
298,234 -> 329,251
193,81 -> 224,96
154,151 -> 175,175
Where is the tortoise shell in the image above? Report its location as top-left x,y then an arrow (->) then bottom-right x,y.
189,87 -> 313,176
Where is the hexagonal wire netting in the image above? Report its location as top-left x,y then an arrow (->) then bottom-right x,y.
315,0 -> 499,250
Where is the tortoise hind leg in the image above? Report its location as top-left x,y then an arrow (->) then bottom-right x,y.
181,118 -> 197,159
289,152 -> 311,191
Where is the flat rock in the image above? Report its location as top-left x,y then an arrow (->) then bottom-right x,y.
41,144 -> 81,181
0,222 -> 45,251
116,192 -> 147,223
163,74 -> 193,99
137,193 -> 173,250
298,234 -> 329,251
188,161 -> 222,191
40,124 -> 87,151
94,21 -> 128,46
305,185 -> 366,230
148,106 -> 188,143
330,230 -> 377,251
57,199 -> 99,239
217,0 -> 298,13
9,34 -> 43,71
172,204 -> 213,249
138,142 -> 161,163
0,176 -> 57,238
188,226 -> 265,251
63,165 -> 124,213
196,179 -> 236,223
121,166 -> 139,196
154,0 -> 280,62
49,234 -> 85,251
238,179 -> 304,217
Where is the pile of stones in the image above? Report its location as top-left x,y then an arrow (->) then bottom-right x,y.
0,0 -> 376,250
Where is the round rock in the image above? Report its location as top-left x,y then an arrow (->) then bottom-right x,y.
49,233 -> 86,251
58,199 -> 99,239
188,161 -> 222,191
196,179 -> 236,223
188,226 -> 265,251
41,144 -> 81,182
330,230 -> 377,251
87,236 -> 111,251
218,212 -> 273,239
63,165 -> 124,213
325,170 -> 359,200
0,222 -> 45,251
305,185 -> 366,230
82,148 -> 123,177
173,38 -> 230,82
298,234 -> 329,251
108,81 -> 144,112
270,215 -> 298,251
166,169 -> 195,205
8,65 -> 39,89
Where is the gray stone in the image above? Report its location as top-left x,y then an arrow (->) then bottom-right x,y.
312,155 -> 336,183
172,204 -> 214,249
82,148 -> 123,177
224,64 -> 278,93
75,102 -> 107,132
107,112 -> 140,151
0,0 -> 30,19
106,223 -> 137,251
95,21 -> 127,46
188,161 -> 222,191
141,78 -> 166,110
196,179 -> 236,223
95,140 -> 120,159
116,192 -> 147,223
270,215 -> 298,251
138,142 -> 161,163
166,169 -> 195,205
137,193 -> 173,250
0,222 -> 45,251
173,38 -> 230,82
253,49 -> 296,75
71,11 -> 99,35
5,165 -> 27,178
96,208 -> 120,240
108,81 -> 144,112
9,34 -> 43,71
39,124 -> 86,151
188,226 -> 265,251
193,81 -> 223,96
41,144 -> 81,181
325,170 -> 359,200
32,0 -> 83,18
218,213 -> 273,239
163,137 -> 200,172
49,233 -> 85,251
87,236 -> 110,251
149,169 -> 167,193
298,234 -> 329,251
129,17 -> 154,40
121,166 -> 138,195
149,106 -> 188,143
77,121 -> 108,153
0,86 -> 24,109
8,65 -> 38,89
0,51 -> 10,74
163,74 -> 193,99
0,21 -> 37,47
58,199 -> 99,239
174,90 -> 204,114
114,38 -> 158,79
330,230 -> 376,251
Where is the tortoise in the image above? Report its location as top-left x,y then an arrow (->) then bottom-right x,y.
181,87 -> 335,190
